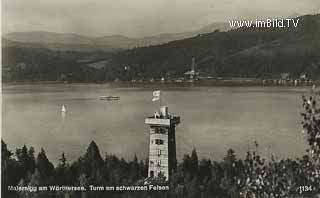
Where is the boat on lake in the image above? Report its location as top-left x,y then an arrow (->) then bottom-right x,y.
61,105 -> 66,112
99,96 -> 120,100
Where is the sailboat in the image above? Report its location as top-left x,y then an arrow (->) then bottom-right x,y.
61,105 -> 66,113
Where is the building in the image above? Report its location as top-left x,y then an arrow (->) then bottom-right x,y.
300,73 -> 307,80
280,73 -> 290,80
184,57 -> 199,80
145,106 -> 180,181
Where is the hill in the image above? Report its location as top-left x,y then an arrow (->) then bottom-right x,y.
2,40 -> 113,82
3,32 -> 122,52
3,22 -> 229,51
2,14 -> 320,82
108,14 -> 320,80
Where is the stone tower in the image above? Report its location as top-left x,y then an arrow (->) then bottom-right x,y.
145,106 -> 180,181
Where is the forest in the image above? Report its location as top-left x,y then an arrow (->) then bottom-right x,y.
1,45 -> 113,83
106,14 -> 320,81
2,95 -> 320,198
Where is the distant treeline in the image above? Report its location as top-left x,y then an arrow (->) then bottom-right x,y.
2,14 -> 320,83
1,47 -> 113,83
2,102 -> 320,198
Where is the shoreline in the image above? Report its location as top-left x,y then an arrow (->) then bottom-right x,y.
1,77 -> 320,86
2,79 -> 316,87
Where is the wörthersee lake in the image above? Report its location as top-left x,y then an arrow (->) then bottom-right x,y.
2,84 -> 311,164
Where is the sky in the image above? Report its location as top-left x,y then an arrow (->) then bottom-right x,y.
2,0 -> 320,38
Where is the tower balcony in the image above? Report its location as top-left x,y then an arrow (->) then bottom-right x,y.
145,115 -> 180,126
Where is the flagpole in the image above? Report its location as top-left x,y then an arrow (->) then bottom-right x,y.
152,89 -> 162,109
160,89 -> 162,108
160,81 -> 162,108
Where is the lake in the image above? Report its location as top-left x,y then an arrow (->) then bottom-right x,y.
2,83 -> 311,164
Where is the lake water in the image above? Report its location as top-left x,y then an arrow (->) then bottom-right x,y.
2,84 -> 311,164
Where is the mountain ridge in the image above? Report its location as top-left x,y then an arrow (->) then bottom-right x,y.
3,22 -> 230,51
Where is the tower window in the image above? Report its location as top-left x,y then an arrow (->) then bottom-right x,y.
160,128 -> 166,134
157,149 -> 161,156
154,128 -> 160,134
157,160 -> 161,166
153,127 -> 166,134
155,139 -> 164,145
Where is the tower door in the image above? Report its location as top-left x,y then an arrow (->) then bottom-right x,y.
150,171 -> 154,178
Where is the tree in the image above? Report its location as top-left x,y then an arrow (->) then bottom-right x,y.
2,140 -> 13,164
240,146 -> 266,198
187,177 -> 200,198
55,153 -> 69,185
190,149 -> 199,174
2,140 -> 20,198
301,95 -> 320,192
16,145 -> 28,176
36,148 -> 54,184
79,141 -> 104,185
199,159 -> 212,183
129,154 -> 140,183
60,153 -> 67,167
181,154 -> 193,182
28,147 -> 36,174
221,149 -> 241,198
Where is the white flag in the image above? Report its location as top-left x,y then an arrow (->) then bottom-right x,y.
152,90 -> 160,101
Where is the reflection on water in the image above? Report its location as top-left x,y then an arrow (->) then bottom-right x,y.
61,111 -> 66,119
61,104 -> 66,120
2,84 -> 311,164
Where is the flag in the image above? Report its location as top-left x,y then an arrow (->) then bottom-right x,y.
152,90 -> 160,101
